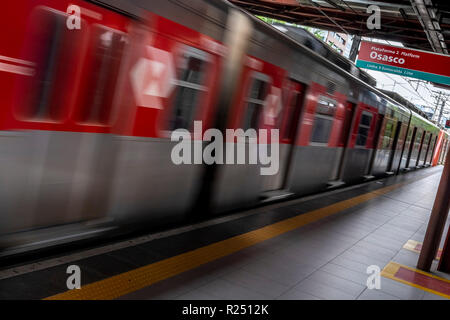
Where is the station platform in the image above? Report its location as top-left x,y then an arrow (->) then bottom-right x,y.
0,166 -> 449,300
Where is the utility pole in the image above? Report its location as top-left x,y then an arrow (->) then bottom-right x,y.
438,97 -> 446,124
349,35 -> 361,62
432,91 -> 442,122
431,90 -> 449,125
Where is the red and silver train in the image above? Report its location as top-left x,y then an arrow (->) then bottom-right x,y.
0,0 -> 448,254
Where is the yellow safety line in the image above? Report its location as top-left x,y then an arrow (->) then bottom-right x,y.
43,180 -> 410,300
381,261 -> 450,299
403,239 -> 442,260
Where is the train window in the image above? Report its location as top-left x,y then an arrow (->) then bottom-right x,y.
310,117 -> 333,144
355,111 -> 373,147
249,78 -> 269,100
382,119 -> 395,149
360,114 -> 372,127
78,26 -> 127,124
310,96 -> 337,144
168,47 -> 209,131
242,74 -> 270,131
20,8 -> 84,121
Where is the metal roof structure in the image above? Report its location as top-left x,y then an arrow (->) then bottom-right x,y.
229,0 -> 450,54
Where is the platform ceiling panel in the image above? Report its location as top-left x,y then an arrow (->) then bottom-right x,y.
229,0 -> 450,54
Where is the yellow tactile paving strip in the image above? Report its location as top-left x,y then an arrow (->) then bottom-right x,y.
403,239 -> 442,259
45,181 -> 407,300
381,262 -> 450,299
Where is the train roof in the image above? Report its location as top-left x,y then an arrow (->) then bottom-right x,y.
380,90 -> 430,118
268,23 -> 443,125
270,23 -> 377,87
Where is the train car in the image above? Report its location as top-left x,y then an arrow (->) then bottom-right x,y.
403,113 -> 440,171
0,0 -> 133,234
0,0 -> 447,255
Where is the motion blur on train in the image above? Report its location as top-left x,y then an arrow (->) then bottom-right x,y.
0,0 -> 449,256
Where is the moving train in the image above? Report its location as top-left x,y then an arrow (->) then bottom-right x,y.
0,0 -> 448,255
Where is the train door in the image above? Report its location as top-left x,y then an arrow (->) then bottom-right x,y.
408,127 -> 423,168
261,79 -> 305,192
415,130 -> 426,167
367,113 -> 384,175
331,102 -> 355,181
405,127 -> 417,168
399,122 -> 413,171
371,114 -> 399,176
387,120 -> 404,173
278,80 -> 305,189
419,132 -> 431,166
426,135 -> 437,165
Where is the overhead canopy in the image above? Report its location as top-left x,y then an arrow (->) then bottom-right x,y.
229,0 -> 450,54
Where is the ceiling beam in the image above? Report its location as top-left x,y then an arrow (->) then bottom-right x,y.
229,0 -> 449,53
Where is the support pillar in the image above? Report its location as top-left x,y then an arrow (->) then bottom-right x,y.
438,225 -> 450,273
417,146 -> 450,271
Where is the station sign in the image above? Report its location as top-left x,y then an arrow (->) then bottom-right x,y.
446,119 -> 450,129
356,41 -> 450,86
